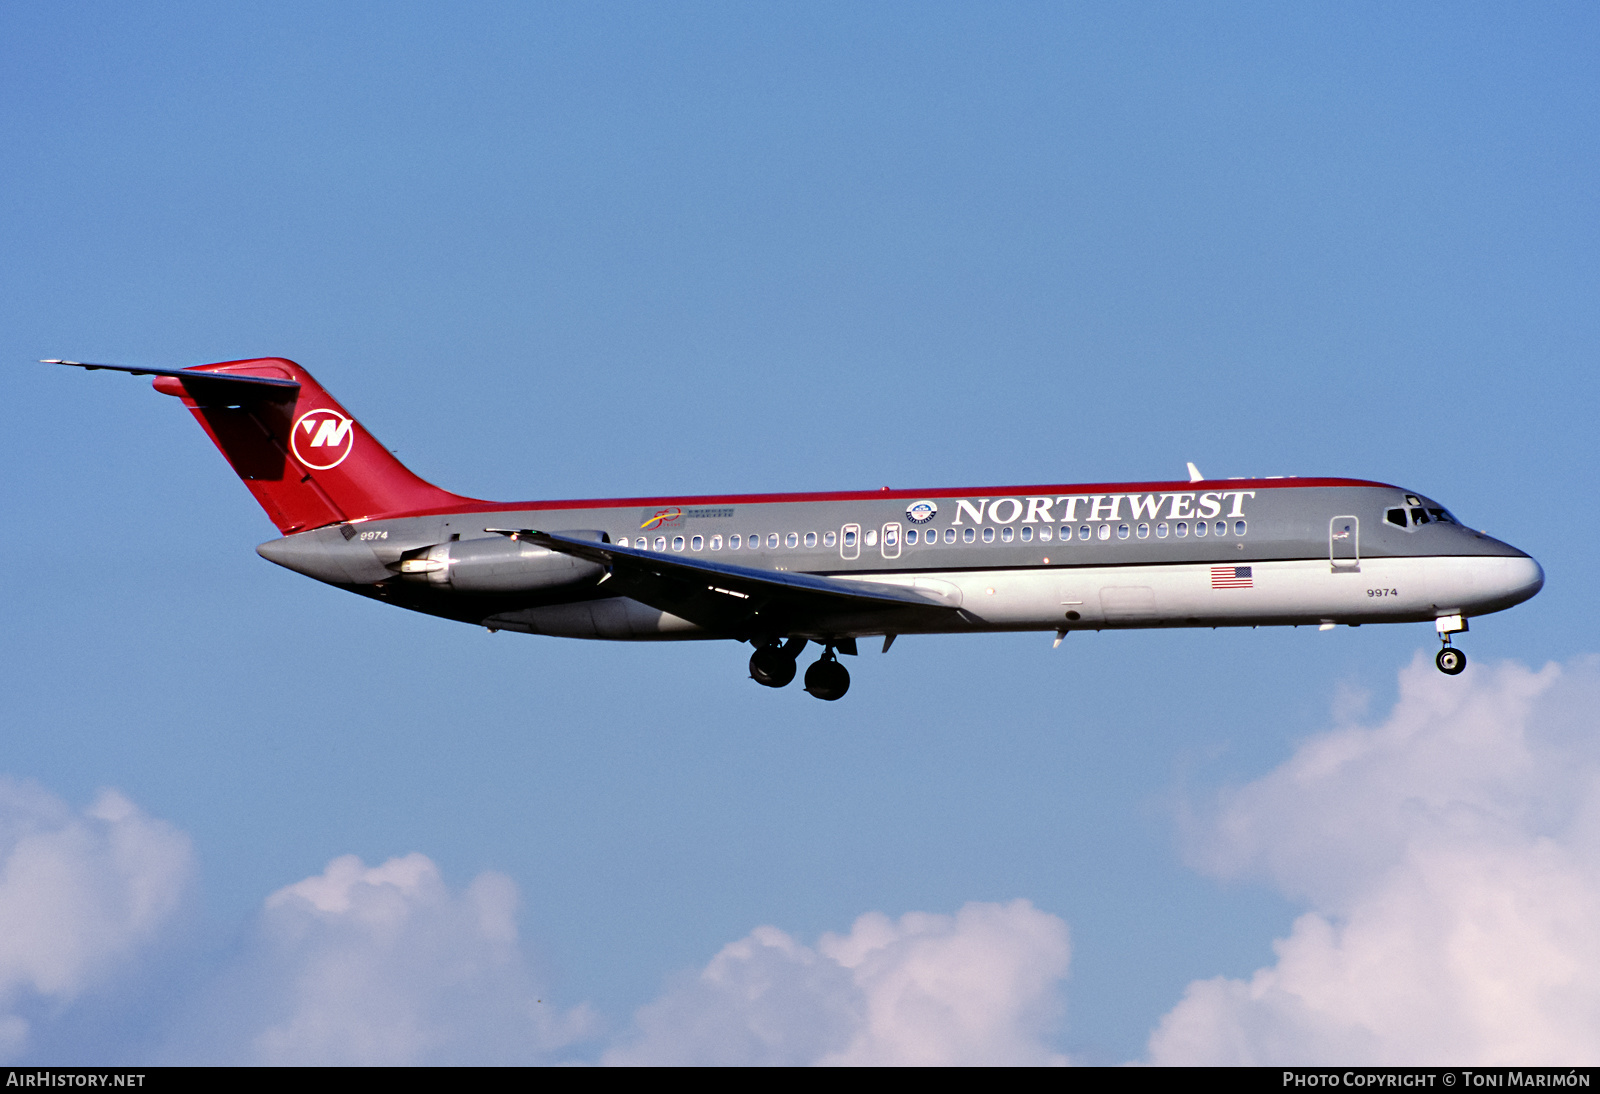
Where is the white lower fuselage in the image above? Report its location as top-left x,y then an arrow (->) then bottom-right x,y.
501,554 -> 1545,640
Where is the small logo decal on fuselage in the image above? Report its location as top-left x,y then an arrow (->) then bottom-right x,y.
641,507 -> 683,530
905,500 -> 938,524
290,409 -> 355,470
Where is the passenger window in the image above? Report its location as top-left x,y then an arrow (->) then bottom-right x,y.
1038,525 -> 1052,542
866,529 -> 878,547
617,537 -> 630,549
1001,527 -> 1014,543
982,527 -> 995,543
1079,525 -> 1091,541
784,533 -> 796,548
906,528 -> 918,544
805,531 -> 817,547
1410,508 -> 1431,525
1020,526 -> 1033,542
729,534 -> 741,549
944,528 -> 956,543
654,535 -> 667,551
1194,521 -> 1207,537
768,534 -> 779,549
750,534 -> 761,549
1175,522 -> 1188,538
1117,524 -> 1130,540
711,535 -> 722,550
844,529 -> 857,547
825,531 -> 837,547
963,527 -> 976,543
1234,521 -> 1247,536
1097,524 -> 1111,541
885,527 -> 898,545
1386,508 -> 1408,528
1215,521 -> 1227,536
1137,523 -> 1149,539
672,536 -> 685,551
1156,522 -> 1168,538
691,535 -> 703,550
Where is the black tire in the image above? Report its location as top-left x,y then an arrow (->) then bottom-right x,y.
750,646 -> 798,688
1436,647 -> 1466,675
803,657 -> 850,701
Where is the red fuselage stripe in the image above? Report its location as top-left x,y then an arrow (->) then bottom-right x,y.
370,477 -> 1395,520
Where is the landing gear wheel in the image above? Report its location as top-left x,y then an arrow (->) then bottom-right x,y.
750,645 -> 798,688
804,656 -> 850,701
1436,647 -> 1466,675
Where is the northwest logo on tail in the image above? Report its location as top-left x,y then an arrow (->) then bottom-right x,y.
290,409 -> 355,470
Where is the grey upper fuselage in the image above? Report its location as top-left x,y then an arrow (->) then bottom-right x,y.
256,477 -> 1538,640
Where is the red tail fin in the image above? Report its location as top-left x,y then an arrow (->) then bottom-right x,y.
154,358 -> 473,534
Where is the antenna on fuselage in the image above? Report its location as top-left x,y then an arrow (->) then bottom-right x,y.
1186,461 -> 1204,483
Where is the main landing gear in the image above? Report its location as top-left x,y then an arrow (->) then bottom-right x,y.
748,638 -> 852,700
804,650 -> 850,701
749,637 -> 805,688
1435,614 -> 1468,675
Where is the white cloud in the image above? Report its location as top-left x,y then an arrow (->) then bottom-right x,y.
1148,654 -> 1600,1066
605,899 -> 1071,1065
188,853 -> 595,1065
0,779 -> 193,1060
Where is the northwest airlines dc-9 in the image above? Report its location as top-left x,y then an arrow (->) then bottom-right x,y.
46,357 -> 1543,700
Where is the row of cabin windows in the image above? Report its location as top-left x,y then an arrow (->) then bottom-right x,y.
616,532 -> 836,552
613,519 -> 1247,553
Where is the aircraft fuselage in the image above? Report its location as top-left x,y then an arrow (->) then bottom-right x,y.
256,480 -> 1541,645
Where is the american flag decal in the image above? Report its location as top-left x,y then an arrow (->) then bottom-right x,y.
1211,565 -> 1253,589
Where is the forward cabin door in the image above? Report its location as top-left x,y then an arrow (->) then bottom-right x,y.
1330,515 -> 1360,571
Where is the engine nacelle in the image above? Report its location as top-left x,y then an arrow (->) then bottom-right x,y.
397,534 -> 604,594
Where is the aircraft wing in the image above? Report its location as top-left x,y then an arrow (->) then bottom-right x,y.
515,529 -> 960,639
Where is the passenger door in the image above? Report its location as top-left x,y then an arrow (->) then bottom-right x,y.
1330,515 -> 1360,571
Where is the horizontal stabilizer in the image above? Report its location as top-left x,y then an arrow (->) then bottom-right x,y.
42,359 -> 301,403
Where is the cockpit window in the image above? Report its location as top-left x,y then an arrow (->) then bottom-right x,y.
1389,503 -> 1459,530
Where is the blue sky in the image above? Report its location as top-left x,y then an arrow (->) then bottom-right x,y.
2,2 -> 1597,1064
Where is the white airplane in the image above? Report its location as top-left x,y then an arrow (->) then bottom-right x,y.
47,357 -> 1545,699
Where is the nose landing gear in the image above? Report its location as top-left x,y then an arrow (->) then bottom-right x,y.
1435,615 -> 1468,675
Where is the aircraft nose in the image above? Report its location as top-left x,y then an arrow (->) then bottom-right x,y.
1506,554 -> 1545,605
1479,552 -> 1544,612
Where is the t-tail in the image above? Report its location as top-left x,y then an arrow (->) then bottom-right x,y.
44,357 -> 472,533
